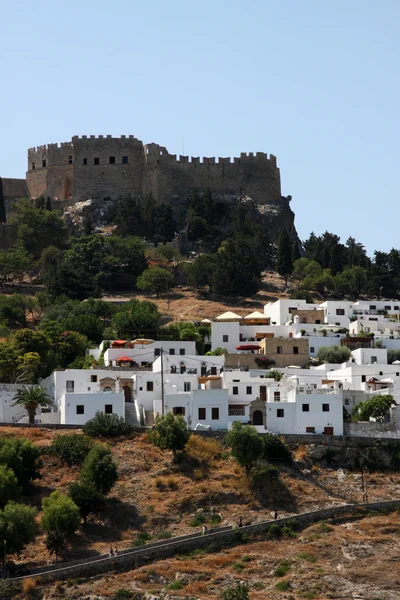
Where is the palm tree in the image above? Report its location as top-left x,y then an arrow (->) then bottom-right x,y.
12,386 -> 52,424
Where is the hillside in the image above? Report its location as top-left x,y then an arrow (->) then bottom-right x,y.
1,426 -> 400,600
104,272 -> 290,323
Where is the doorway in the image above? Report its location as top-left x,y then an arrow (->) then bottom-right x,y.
252,410 -> 263,426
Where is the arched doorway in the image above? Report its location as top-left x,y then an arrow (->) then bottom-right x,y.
252,410 -> 263,426
123,385 -> 132,403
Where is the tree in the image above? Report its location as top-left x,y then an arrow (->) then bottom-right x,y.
80,445 -> 118,495
10,198 -> 67,259
291,241 -> 301,264
225,422 -> 263,476
0,466 -> 21,508
42,492 -> 80,558
0,177 -> 5,223
211,237 -> 261,296
137,267 -> 174,298
83,411 -> 133,438
12,386 -> 52,424
68,483 -> 106,524
152,412 -> 190,461
0,502 -> 36,569
0,437 -> 41,490
277,227 -> 293,286
352,394 -> 396,422
51,434 -> 93,466
317,345 -> 351,364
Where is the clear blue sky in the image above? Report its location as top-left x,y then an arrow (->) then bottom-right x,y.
1,0 -> 399,254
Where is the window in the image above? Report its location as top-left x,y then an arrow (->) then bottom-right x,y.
233,386 -> 239,395
277,346 -> 283,354
385,305 -> 391,311
361,375 -> 366,382
293,346 -> 299,354
42,159 -> 47,168
397,372 -> 400,377
223,335 -> 229,343
395,306 -> 399,311
154,348 -> 161,356
212,407 -> 219,420
322,403 -> 330,412
169,349 -> 175,355
336,308 -> 345,315
184,382 -> 191,392
345,398 -> 350,406
104,405 -> 113,414
146,381 -> 154,391
68,155 -> 72,164
90,375 -> 98,383
109,156 -> 115,164
103,386 -> 112,392
274,391 -> 280,402
66,380 -> 74,393
180,349 -> 185,355
246,386 -> 252,395
315,320 -> 321,324
310,346 -> 315,353
122,156 -> 129,164
173,406 -> 185,416
306,426 -> 315,433
83,158 -> 87,165
370,305 -> 376,310
288,307 -> 297,313
94,157 -> 100,165
379,371 -> 383,376
302,404 -> 310,412
198,407 -> 206,420
32,162 -> 35,170
371,356 -> 377,364
76,405 -> 84,415
277,409 -> 284,418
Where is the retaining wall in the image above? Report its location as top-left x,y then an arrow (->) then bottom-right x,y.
9,500 -> 400,584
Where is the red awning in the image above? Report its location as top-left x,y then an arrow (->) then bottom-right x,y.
116,356 -> 134,362
111,340 -> 127,348
236,345 -> 260,351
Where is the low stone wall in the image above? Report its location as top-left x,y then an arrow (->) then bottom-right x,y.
344,422 -> 398,438
10,500 -> 400,584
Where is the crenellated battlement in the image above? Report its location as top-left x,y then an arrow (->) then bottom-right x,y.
25,134 -> 282,205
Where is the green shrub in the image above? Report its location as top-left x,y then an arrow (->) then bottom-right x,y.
221,582 -> 249,600
250,465 -> 280,492
154,528 -> 172,540
267,523 -> 281,538
262,433 -> 292,463
132,531 -> 152,547
51,434 -> 93,465
298,552 -> 317,563
166,581 -> 184,590
275,580 -> 290,591
113,590 -> 133,600
189,510 -> 222,527
282,526 -> 297,539
0,437 -> 41,490
274,560 -> 290,577
80,445 -> 118,495
83,411 -> 134,438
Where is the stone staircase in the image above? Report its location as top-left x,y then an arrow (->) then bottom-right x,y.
124,403 -> 140,426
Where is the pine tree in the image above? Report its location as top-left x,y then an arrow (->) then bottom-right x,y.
277,227 -> 293,287
0,178 -> 6,223
291,241 -> 301,263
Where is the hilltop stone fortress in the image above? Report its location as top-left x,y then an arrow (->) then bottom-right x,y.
2,134 -> 284,207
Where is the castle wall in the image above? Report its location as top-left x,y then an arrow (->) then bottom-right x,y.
71,135 -> 145,201
143,144 -> 282,205
24,136 -> 283,205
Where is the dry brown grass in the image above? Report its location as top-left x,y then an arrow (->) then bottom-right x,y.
185,435 -> 222,463
22,577 -> 37,597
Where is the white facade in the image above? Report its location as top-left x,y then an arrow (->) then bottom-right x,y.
0,384 -> 42,424
165,389 -> 229,431
263,299 -> 315,325
103,341 -> 196,367
350,348 -> 388,365
61,392 -> 124,425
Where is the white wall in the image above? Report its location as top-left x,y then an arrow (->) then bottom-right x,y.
0,384 -> 41,423
61,392 -> 124,425
152,355 -> 224,374
263,299 -> 314,325
294,393 -> 343,435
192,389 -> 229,430
211,322 -> 240,353
134,372 -> 199,411
351,348 -> 388,365
104,341 -> 196,366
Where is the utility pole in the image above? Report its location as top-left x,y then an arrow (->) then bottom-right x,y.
209,497 -> 213,533
160,348 -> 164,416
364,466 -> 368,502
